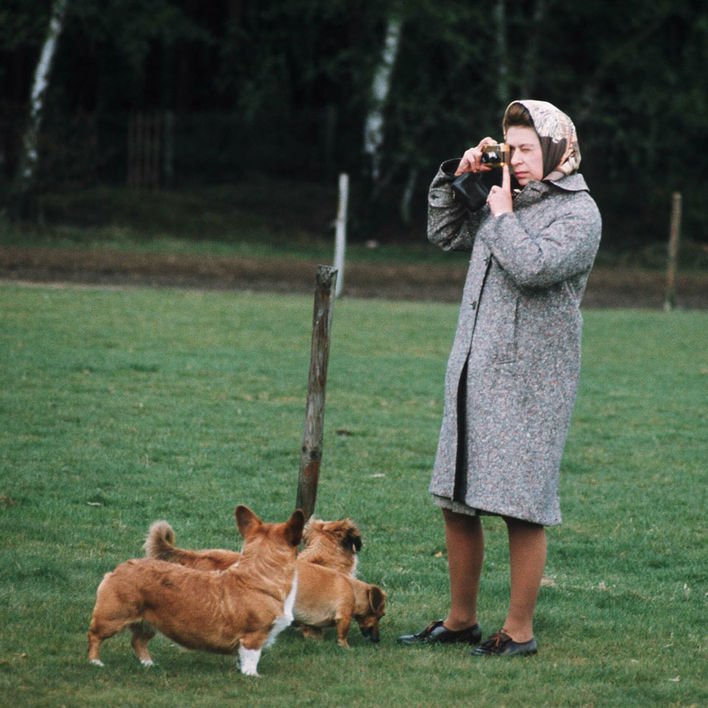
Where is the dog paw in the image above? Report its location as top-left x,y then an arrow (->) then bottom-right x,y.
89,659 -> 105,667
140,659 -> 155,668
238,647 -> 262,676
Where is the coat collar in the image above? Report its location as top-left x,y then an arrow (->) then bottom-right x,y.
547,172 -> 590,193
514,173 -> 589,203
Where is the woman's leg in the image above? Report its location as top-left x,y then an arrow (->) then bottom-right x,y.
442,508 -> 484,630
502,516 -> 546,642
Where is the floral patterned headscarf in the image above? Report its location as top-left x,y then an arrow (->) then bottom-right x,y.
503,99 -> 581,180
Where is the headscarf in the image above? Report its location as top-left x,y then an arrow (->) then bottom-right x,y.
503,99 -> 581,180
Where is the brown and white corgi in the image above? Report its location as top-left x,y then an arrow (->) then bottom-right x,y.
87,506 -> 304,676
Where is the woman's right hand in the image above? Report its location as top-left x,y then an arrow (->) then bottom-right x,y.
454,137 -> 498,176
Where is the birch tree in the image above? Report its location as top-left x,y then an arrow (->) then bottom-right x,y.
363,14 -> 402,185
11,0 -> 68,218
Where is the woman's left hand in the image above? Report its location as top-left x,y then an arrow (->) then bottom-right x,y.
486,164 -> 513,216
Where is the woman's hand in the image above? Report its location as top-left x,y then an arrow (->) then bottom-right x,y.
454,137 -> 498,175
486,164 -> 513,216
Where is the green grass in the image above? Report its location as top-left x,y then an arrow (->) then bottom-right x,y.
0,284 -> 706,706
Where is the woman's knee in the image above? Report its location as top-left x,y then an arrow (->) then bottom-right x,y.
443,507 -> 481,531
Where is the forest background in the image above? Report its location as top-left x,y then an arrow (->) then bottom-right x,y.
0,0 -> 706,255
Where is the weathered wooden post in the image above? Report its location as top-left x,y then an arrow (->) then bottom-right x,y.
127,112 -> 162,190
664,191 -> 682,311
296,265 -> 338,518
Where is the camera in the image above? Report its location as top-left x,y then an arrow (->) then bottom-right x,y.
451,171 -> 488,211
481,143 -> 510,168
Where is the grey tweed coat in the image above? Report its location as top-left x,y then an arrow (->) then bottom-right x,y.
428,163 -> 601,526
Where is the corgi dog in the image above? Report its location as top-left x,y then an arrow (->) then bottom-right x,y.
143,516 -> 385,646
144,515 -> 362,576
87,506 -> 304,676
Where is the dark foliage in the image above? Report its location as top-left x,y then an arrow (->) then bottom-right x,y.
1,0 -> 706,246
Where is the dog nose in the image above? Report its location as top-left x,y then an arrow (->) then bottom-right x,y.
360,626 -> 380,642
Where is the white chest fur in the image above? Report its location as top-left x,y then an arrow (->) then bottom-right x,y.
265,571 -> 298,648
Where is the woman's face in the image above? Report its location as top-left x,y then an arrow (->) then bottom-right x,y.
506,126 -> 544,185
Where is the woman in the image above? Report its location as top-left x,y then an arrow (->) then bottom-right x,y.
398,100 -> 601,657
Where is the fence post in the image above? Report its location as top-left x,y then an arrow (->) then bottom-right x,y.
333,173 -> 349,298
164,110 -> 175,187
296,266 -> 338,518
664,191 -> 682,311
127,112 -> 162,190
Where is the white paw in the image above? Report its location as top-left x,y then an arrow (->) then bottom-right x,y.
89,659 -> 104,667
140,659 -> 154,667
238,647 -> 261,677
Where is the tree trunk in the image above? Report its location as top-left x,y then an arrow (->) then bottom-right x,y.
11,0 -> 68,220
363,15 -> 402,185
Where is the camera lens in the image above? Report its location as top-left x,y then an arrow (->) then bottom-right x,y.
481,151 -> 502,165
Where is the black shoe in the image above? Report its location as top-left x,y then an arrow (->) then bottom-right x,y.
471,630 -> 537,657
398,619 -> 482,646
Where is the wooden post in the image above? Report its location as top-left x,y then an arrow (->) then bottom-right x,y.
127,113 -> 137,188
296,266 -> 338,518
664,191 -> 682,311
127,112 -> 162,190
333,173 -> 349,298
164,110 -> 175,188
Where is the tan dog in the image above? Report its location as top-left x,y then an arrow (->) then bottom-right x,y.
295,564 -> 386,648
87,506 -> 304,676
144,515 -> 362,576
299,518 -> 362,575
143,516 -> 386,647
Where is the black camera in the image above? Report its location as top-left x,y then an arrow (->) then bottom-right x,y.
451,172 -> 489,212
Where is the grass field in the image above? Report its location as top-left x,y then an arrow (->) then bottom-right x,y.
1,282 -> 705,706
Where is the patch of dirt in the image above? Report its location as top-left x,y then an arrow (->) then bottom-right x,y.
0,246 -> 706,308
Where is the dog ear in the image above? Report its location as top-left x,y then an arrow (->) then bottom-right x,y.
235,505 -> 261,537
368,586 -> 386,613
285,509 -> 306,547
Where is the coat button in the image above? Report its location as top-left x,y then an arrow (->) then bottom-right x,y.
471,300 -> 477,310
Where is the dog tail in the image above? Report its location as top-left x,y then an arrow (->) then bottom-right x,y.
143,520 -> 177,561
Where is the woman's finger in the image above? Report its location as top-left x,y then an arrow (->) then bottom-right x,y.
502,163 -> 511,192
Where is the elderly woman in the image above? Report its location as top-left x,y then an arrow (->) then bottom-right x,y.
399,100 -> 601,657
